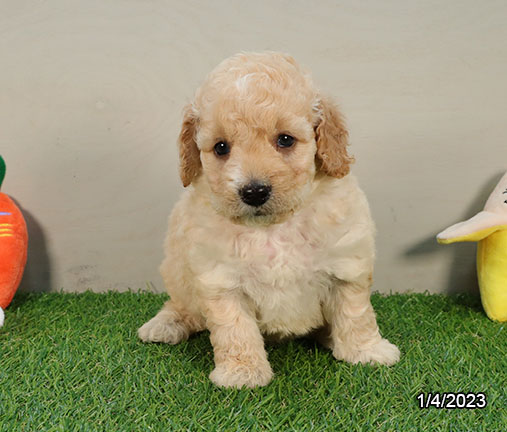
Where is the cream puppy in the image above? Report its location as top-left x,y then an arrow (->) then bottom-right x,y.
139,52 -> 400,388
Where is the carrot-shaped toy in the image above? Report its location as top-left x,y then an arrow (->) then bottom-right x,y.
0,155 -> 28,326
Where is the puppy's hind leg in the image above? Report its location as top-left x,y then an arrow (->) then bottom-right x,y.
138,300 -> 204,344
323,275 -> 400,366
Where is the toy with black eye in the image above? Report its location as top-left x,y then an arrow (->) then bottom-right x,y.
437,172 -> 507,322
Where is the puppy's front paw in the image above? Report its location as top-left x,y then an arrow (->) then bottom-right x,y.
334,338 -> 400,366
138,315 -> 186,344
210,360 -> 273,388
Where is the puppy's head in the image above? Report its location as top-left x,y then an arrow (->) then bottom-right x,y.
178,52 -> 353,224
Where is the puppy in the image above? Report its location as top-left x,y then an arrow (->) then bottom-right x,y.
139,52 -> 400,388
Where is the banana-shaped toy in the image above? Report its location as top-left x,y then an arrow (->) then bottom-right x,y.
437,171 -> 507,322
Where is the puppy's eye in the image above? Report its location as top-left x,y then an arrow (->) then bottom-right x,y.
214,141 -> 230,156
277,134 -> 295,148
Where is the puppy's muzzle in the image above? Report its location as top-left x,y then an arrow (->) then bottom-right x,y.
239,181 -> 272,207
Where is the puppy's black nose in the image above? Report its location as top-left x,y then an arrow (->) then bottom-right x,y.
239,182 -> 272,207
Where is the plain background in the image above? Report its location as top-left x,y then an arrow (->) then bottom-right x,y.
1,0 -> 506,294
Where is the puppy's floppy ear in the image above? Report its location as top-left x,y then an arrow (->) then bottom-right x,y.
314,96 -> 354,178
178,103 -> 201,187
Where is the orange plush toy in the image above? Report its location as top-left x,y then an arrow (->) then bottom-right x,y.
0,155 -> 28,327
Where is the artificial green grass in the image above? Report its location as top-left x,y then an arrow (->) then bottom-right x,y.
0,292 -> 505,431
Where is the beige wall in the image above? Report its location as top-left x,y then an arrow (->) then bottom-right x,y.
1,0 -> 506,294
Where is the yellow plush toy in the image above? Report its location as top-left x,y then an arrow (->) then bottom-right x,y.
437,171 -> 507,322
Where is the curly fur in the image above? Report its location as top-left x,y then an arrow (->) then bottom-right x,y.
138,52 -> 400,388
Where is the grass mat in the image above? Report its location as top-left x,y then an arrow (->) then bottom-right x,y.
0,292 -> 505,431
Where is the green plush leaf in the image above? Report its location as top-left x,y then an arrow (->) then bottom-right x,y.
0,155 -> 5,189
